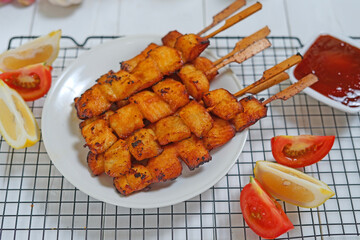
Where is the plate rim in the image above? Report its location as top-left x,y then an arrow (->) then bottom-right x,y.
42,35 -> 248,209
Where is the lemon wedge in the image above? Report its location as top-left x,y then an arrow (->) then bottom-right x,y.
0,30 -> 61,72
0,80 -> 40,149
254,161 -> 335,208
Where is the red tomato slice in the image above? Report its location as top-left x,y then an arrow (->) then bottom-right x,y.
271,135 -> 335,168
240,177 -> 294,239
0,63 -> 52,101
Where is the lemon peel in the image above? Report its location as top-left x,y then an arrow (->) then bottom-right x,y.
254,160 -> 335,208
0,79 -> 40,149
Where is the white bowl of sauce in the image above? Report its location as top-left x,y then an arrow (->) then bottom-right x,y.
289,33 -> 360,113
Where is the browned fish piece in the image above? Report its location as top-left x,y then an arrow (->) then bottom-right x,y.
174,34 -> 210,62
191,57 -> 218,81
74,84 -> 112,120
152,78 -> 190,112
104,139 -> 132,177
162,30 -> 183,48
154,115 -> 191,145
131,57 -> 163,91
81,119 -> 118,154
129,91 -> 173,123
178,64 -> 210,101
175,135 -> 212,170
79,110 -> 115,129
128,128 -> 163,161
109,103 -> 144,139
202,117 -> 236,151
113,164 -> 154,196
121,43 -> 159,72
87,152 -> 105,176
179,100 -> 213,138
148,46 -> 183,76
203,88 -> 243,120
232,96 -> 268,132
147,145 -> 182,182
97,70 -> 142,102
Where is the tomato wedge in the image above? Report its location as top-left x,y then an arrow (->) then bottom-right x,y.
0,63 -> 52,101
240,177 -> 294,239
271,135 -> 335,168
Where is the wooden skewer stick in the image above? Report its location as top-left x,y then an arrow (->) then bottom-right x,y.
198,0 -> 246,36
206,38 -> 271,76
213,26 -> 271,66
205,2 -> 263,39
262,53 -> 303,80
234,72 -> 289,97
262,74 -> 318,106
233,54 -> 302,97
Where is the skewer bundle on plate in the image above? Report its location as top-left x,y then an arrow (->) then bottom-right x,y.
73,1 -> 318,196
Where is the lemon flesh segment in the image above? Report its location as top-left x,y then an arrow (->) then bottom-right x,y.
0,29 -> 61,71
0,80 -> 40,149
254,161 -> 335,208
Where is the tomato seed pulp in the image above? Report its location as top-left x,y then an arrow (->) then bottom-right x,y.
294,35 -> 360,107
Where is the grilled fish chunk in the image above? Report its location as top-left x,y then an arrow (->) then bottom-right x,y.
97,70 -> 142,102
175,135 -> 212,170
121,43 -> 159,72
147,145 -> 182,182
202,117 -> 236,151
74,84 -> 112,120
81,119 -> 118,154
203,88 -> 243,120
131,57 -> 163,91
174,34 -> 210,62
130,91 -> 173,123
162,30 -> 183,48
87,152 -> 105,176
232,96 -> 268,132
154,115 -> 191,145
109,103 -> 144,139
191,57 -> 218,81
178,64 -> 210,101
104,139 -> 132,177
152,78 -> 190,112
79,110 -> 115,129
179,100 -> 213,138
128,128 -> 163,161
113,164 -> 154,196
148,46 -> 183,76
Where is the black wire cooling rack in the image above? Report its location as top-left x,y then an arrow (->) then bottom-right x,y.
0,36 -> 359,240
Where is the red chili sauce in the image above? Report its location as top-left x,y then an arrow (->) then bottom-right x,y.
294,35 -> 360,107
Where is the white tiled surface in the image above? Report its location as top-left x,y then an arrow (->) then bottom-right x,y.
1,0 -> 360,52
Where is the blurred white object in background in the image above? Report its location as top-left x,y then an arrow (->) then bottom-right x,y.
48,0 -> 81,7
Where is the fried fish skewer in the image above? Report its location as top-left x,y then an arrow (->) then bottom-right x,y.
197,0 -> 246,36
123,2 -> 262,72
81,36 -> 271,155
111,74 -> 318,196
178,32 -> 271,100
205,54 -> 303,117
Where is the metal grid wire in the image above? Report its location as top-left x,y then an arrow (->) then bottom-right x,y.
0,35 -> 359,240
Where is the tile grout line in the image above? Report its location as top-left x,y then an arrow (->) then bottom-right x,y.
202,0 -> 207,29
29,2 -> 39,35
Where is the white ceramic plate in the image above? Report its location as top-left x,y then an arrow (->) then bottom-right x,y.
42,35 -> 247,209
289,32 -> 360,113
